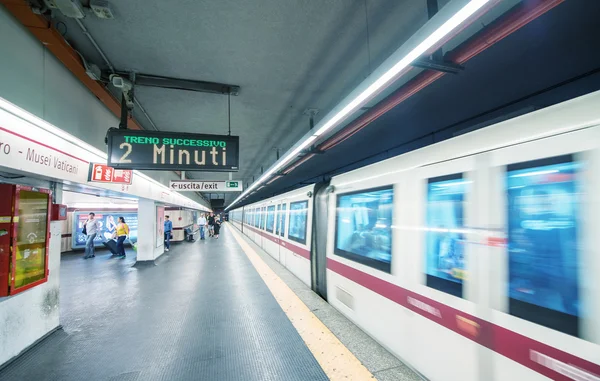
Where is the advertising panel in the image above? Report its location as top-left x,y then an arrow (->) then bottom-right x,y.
14,190 -> 50,291
335,187 -> 393,272
72,211 -> 138,249
107,129 -> 239,172
424,174 -> 468,297
506,155 -> 580,335
156,206 -> 164,248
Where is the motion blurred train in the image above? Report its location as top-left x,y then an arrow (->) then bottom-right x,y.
230,91 -> 600,381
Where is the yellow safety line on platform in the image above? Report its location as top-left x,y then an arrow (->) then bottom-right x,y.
227,224 -> 375,381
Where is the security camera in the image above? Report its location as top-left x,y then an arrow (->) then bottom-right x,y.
110,74 -> 132,90
109,74 -> 134,110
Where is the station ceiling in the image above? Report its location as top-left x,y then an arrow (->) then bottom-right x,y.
47,0 -> 600,207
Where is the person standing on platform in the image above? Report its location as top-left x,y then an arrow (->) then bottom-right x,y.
197,213 -> 207,240
83,212 -> 100,259
213,216 -> 222,239
164,215 -> 173,251
113,216 -> 130,259
208,212 -> 215,238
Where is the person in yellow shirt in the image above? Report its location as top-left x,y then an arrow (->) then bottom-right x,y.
112,216 -> 130,258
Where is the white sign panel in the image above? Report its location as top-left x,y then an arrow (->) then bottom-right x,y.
169,180 -> 243,192
0,103 -> 209,211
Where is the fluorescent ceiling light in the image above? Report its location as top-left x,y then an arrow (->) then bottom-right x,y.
71,203 -> 139,209
0,97 -> 208,210
0,97 -> 108,161
226,0 -> 491,211
314,0 -> 489,138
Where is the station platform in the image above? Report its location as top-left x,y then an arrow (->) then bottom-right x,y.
0,224 -> 421,381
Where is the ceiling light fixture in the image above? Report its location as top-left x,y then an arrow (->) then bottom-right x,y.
225,0 -> 491,211
0,97 -> 210,211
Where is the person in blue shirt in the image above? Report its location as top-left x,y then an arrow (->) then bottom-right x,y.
164,215 -> 173,252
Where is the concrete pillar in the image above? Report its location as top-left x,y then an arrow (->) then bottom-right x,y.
135,198 -> 164,264
0,181 -> 62,366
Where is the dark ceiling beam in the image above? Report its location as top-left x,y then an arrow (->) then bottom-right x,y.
0,0 -> 145,131
412,58 -> 464,74
318,0 -> 566,152
426,0 -> 444,63
114,72 -> 240,96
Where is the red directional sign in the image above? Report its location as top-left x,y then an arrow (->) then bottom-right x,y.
88,163 -> 133,185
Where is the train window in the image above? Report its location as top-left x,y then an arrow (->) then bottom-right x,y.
506,154 -> 580,336
288,201 -> 308,244
425,174 -> 468,298
334,187 -> 393,273
275,205 -> 281,235
279,204 -> 287,237
266,206 -> 275,233
257,208 -> 261,228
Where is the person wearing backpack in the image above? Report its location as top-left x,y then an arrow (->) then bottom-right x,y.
83,212 -> 100,259
208,212 -> 215,238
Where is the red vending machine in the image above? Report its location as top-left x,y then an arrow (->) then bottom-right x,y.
0,184 -> 51,297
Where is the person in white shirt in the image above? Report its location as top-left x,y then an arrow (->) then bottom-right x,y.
197,214 -> 208,240
84,212 -> 101,259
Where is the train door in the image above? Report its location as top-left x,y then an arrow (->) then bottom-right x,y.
311,181 -> 330,300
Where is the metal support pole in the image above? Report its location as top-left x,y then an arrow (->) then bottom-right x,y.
181,171 -> 185,180
427,0 -> 444,62
118,93 -> 128,129
304,108 -> 319,131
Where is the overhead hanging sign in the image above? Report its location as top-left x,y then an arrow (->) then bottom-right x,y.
169,180 -> 243,192
106,129 -> 239,172
88,163 -> 133,184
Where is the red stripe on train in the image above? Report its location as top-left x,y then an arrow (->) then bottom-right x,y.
243,224 -> 311,260
327,258 -> 600,381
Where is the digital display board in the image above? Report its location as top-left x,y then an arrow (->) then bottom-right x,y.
424,174 -> 468,297
335,187 -> 393,273
72,211 -> 138,249
506,155 -> 580,336
107,129 -> 239,171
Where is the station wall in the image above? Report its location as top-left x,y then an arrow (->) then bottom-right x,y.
0,5 -> 204,368
0,6 -> 205,205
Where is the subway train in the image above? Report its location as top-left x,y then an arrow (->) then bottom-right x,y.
229,90 -> 600,381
